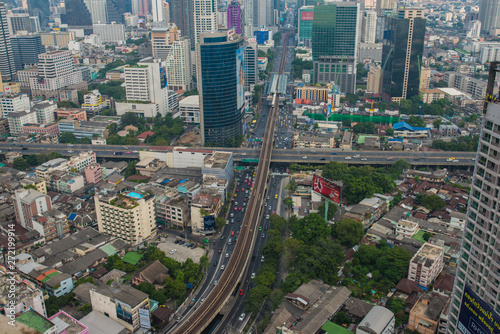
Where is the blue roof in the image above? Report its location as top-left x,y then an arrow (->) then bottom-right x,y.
160,178 -> 171,185
179,179 -> 188,184
68,213 -> 77,221
394,121 -> 430,132
388,138 -> 404,142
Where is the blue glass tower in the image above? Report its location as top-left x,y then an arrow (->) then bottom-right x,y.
197,31 -> 245,147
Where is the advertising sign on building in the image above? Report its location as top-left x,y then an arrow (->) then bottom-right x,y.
236,46 -> 245,109
116,299 -> 133,324
458,284 -> 500,334
312,174 -> 341,204
138,308 -> 151,329
204,215 -> 215,230
301,11 -> 314,21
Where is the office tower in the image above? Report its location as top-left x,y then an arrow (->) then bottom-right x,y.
170,0 -> 194,48
139,0 -> 149,15
151,26 -> 178,59
29,51 -> 83,91
479,0 -> 500,32
165,37 -> 192,91
257,0 -> 267,27
14,188 -> 52,229
11,34 -> 45,71
467,20 -> 482,38
27,0 -> 50,29
244,39 -> 257,90
228,1 -> 242,34
381,8 -> 426,102
367,64 -> 381,93
197,31 -> 244,146
298,6 -> 314,47
92,23 -> 126,44
7,13 -> 31,34
95,191 -> 155,245
361,10 -> 377,43
0,2 -> 15,81
84,0 -> 107,24
106,0 -> 125,24
152,0 -> 169,24
60,0 -> 93,27
376,0 -> 394,15
311,2 -> 360,94
121,58 -> 170,116
193,0 -> 218,44
242,0 -> 253,38
447,66 -> 500,334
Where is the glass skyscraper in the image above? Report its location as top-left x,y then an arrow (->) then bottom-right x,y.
298,6 -> 314,47
381,8 -> 425,102
311,2 -> 359,94
197,31 -> 245,147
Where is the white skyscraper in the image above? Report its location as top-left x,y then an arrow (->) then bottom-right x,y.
29,51 -> 83,91
258,0 -> 267,27
361,10 -> 377,43
193,0 -> 218,44
479,0 -> 500,32
83,0 -> 107,24
165,37 -> 192,91
243,0 -> 253,38
151,0 -> 169,25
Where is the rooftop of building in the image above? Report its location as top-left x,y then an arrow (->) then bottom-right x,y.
411,243 -> 444,266
179,95 -> 200,106
94,283 -> 148,308
411,292 -> 450,321
0,271 -> 42,305
358,306 -> 395,333
203,151 -> 232,169
397,219 -> 419,228
49,311 -> 87,334
33,227 -> 101,259
16,311 -> 54,332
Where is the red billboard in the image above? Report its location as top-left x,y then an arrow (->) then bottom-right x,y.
312,174 -> 341,204
294,98 -> 313,105
301,11 -> 314,21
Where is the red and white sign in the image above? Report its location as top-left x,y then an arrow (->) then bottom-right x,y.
312,174 -> 341,204
301,11 -> 314,21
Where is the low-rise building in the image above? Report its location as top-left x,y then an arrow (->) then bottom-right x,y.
405,169 -> 448,183
202,151 -> 233,182
85,163 -> 104,184
32,210 -> 70,243
340,131 -> 353,149
22,123 -> 59,136
136,158 -> 166,177
356,306 -> 395,334
294,133 -> 335,148
395,219 -> 419,238
0,270 -> 47,318
36,270 -> 74,297
7,110 -> 37,135
48,311 -> 88,334
82,90 -> 109,115
56,108 -> 87,121
157,194 -> 190,229
132,260 -> 168,286
15,310 -> 56,334
408,243 -> 445,287
190,189 -> 222,232
179,95 -> 200,124
408,292 -> 450,334
394,121 -> 430,139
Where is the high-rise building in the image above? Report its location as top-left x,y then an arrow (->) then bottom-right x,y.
228,1 -> 242,34
165,37 -> 192,91
0,93 -> 30,118
311,2 -> 360,94
7,13 -> 31,34
244,39 -> 257,91
0,2 -> 15,81
361,10 -> 377,43
151,26 -> 178,59
298,6 -> 314,47
116,57 -> 170,117
152,0 -> 168,25
193,0 -> 218,44
84,0 -> 107,24
257,0 -> 267,27
29,51 -> 84,91
95,191 -> 155,245
27,0 -> 50,29
447,65 -> 500,334
106,0 -> 125,24
479,0 -> 500,32
197,31 -> 244,146
242,0 -> 253,38
170,0 -> 194,48
60,0 -> 93,27
376,0 -> 394,15
11,34 -> 45,72
381,8 -> 426,102
92,23 -> 126,44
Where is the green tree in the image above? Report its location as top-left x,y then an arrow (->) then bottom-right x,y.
215,217 -> 226,229
421,194 -> 446,211
386,127 -> 394,136
290,213 -> 330,245
389,159 -> 411,178
342,119 -> 352,127
322,161 -> 350,181
433,119 -> 443,129
317,202 -> 338,221
423,232 -> 433,241
352,122 -> 376,134
124,160 -> 138,178
13,157 -> 29,171
331,219 -> 364,247
59,132 -> 77,144
58,100 -> 78,108
283,197 -> 293,207
407,115 -> 426,127
285,180 -> 298,193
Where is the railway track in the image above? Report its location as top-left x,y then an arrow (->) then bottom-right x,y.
169,32 -> 290,334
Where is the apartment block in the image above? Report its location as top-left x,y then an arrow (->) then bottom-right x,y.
395,219 -> 419,238
408,243 -> 444,287
0,271 -> 47,317
81,90 -> 108,115
13,188 -> 52,229
0,93 -> 30,118
85,163 -> 103,184
32,210 -> 70,243
95,191 -> 156,244
7,109 -> 37,135
444,72 -> 487,100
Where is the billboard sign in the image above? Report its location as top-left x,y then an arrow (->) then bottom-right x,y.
138,308 -> 151,329
458,285 -> 500,334
301,11 -> 314,21
294,98 -> 313,105
116,299 -> 133,324
312,174 -> 341,204
204,215 -> 215,230
236,46 -> 245,109
160,66 -> 167,88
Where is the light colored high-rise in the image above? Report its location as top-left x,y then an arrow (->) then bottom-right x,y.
29,51 -> 83,91
152,0 -> 169,25
257,0 -> 267,27
243,0 -> 253,38
165,37 -> 192,91
447,66 -> 500,334
0,2 -> 15,81
0,93 -> 30,118
83,0 -> 107,24
151,26 -> 179,59
479,0 -> 500,32
244,39 -> 258,91
367,65 -> 381,93
376,0 -> 394,15
7,13 -> 31,34
92,23 -> 126,44
361,10 -> 377,43
193,0 -> 218,43
95,191 -> 156,245
467,20 -> 482,38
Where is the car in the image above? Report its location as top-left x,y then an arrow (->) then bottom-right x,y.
241,152 -> 247,155
239,288 -> 244,296
230,213 -> 234,218
361,158 -> 367,161
231,218 -> 234,223
261,255 -> 265,262
221,265 -> 225,271
265,224 -> 268,230
169,249 -> 177,254
302,156 -> 307,159
275,194 -> 278,199
345,157 -> 352,160
447,158 -> 455,161
231,231 -> 235,236
125,152 -> 131,154
266,214 -> 269,219
236,189 -> 239,192
226,252 -> 229,258
320,158 -> 326,160
239,313 -> 246,321
218,248 -> 222,253
453,159 -> 460,163
259,226 -> 262,231
241,188 -> 244,191
269,206 -> 271,210
68,150 -> 74,153
200,298 -> 205,303
132,150 -> 138,153
239,207 -> 242,211
213,261 -> 217,266
331,152 -> 338,155
234,206 -> 237,211
387,157 -> 394,160
262,233 -> 265,238
234,193 -> 237,197
235,201 -> 238,206
267,196 -> 270,200
251,273 -> 256,279
68,144 -> 73,146
244,198 -> 247,202
221,235 -> 226,240
214,280 -> 218,285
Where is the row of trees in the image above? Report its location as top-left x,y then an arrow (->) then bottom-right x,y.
291,57 -> 313,80
13,151 -> 63,171
400,96 -> 454,116
431,136 -> 479,152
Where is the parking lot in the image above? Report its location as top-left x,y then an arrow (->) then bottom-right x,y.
157,238 -> 205,264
